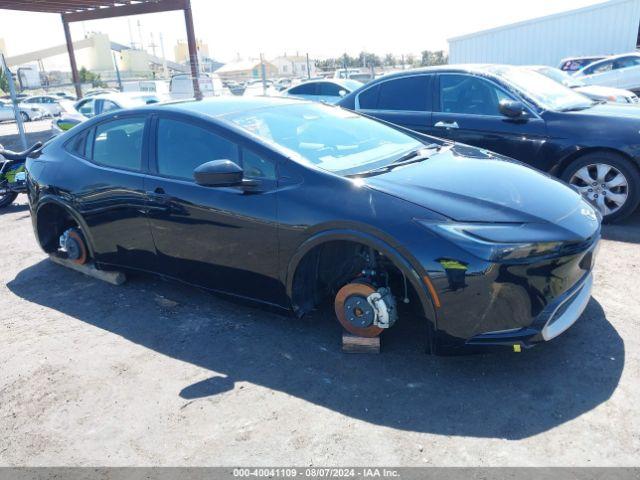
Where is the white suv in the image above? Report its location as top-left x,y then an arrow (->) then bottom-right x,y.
573,53 -> 640,93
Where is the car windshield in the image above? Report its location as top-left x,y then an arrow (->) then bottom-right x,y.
535,67 -> 585,88
490,66 -> 593,111
223,103 -> 425,175
340,80 -> 364,91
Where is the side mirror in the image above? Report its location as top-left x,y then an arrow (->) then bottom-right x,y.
499,99 -> 525,118
338,89 -> 348,97
194,160 -> 243,187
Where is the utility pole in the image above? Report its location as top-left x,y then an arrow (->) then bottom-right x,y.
260,53 -> 267,95
159,33 -> 168,80
112,52 -> 122,91
137,20 -> 145,51
306,53 -> 311,79
1,54 -> 27,149
148,32 -> 158,57
127,20 -> 135,49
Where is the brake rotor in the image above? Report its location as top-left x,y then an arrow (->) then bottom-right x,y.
334,282 -> 383,338
67,228 -> 88,265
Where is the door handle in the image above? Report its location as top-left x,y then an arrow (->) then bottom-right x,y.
434,121 -> 459,129
146,188 -> 171,204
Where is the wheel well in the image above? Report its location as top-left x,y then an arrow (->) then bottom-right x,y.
290,240 -> 425,320
35,203 -> 79,253
557,147 -> 639,178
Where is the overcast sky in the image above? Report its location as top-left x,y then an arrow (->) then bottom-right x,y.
1,0 -> 605,65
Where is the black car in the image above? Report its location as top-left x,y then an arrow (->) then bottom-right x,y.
26,97 -> 600,354
338,65 -> 640,222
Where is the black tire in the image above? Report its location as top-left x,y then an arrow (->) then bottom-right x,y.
561,152 -> 640,223
0,192 -> 18,208
20,112 -> 30,122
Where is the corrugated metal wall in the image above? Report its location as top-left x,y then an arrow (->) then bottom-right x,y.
448,0 -> 640,66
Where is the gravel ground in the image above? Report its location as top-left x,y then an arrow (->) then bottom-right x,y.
0,195 -> 639,466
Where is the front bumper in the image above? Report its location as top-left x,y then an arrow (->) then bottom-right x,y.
466,270 -> 593,348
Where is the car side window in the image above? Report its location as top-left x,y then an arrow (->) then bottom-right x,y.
77,99 -> 95,117
101,100 -> 120,113
439,74 -> 508,116
156,118 -> 239,181
613,56 -> 640,70
241,149 -> 276,180
357,84 -> 379,109
376,76 -> 430,111
585,61 -> 612,75
317,82 -> 342,96
289,83 -> 316,95
92,117 -> 146,171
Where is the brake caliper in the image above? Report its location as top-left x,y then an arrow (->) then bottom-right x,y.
367,287 -> 397,329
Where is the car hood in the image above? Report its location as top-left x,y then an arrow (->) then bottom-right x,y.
574,85 -> 634,99
564,102 -> 640,119
364,145 -> 599,241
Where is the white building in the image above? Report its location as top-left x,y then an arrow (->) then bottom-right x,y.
448,0 -> 640,66
270,55 -> 316,78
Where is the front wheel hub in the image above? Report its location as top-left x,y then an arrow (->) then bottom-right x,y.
335,283 -> 385,338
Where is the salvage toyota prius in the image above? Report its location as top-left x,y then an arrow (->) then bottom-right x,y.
25,97 -> 600,354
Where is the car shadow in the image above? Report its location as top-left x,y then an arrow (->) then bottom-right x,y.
0,202 -> 29,215
602,208 -> 640,244
7,259 -> 624,440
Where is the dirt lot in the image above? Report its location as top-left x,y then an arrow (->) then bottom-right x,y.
0,194 -> 639,466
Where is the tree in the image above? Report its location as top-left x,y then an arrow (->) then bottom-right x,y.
78,67 -> 106,88
383,53 -> 397,67
404,54 -> 416,67
358,51 -> 381,68
420,50 -> 448,67
0,69 -> 9,94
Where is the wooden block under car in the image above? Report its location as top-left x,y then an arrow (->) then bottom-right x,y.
342,332 -> 380,354
49,255 -> 126,286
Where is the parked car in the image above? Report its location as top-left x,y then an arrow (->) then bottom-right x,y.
559,55 -> 605,73
52,92 -> 164,134
169,74 -> 228,99
53,91 -> 77,101
572,53 -> 640,92
84,88 -> 119,97
281,79 -> 362,104
526,65 -> 639,104
339,65 -> 640,222
122,80 -> 170,96
21,95 -> 64,116
51,100 -> 87,134
334,68 -> 375,83
26,97 -> 600,354
75,92 -> 164,118
0,99 -> 48,122
242,80 -> 278,97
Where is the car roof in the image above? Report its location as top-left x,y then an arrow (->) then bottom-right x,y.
560,55 -> 604,61
581,52 -> 640,69
152,96 -> 309,118
362,64 -> 510,82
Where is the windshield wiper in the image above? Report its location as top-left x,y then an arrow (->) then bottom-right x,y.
349,144 -> 447,178
560,103 -> 596,112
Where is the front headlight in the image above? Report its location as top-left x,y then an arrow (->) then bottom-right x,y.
416,220 -> 564,262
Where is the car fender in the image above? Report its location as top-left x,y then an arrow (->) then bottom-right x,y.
285,227 -> 439,345
33,194 -> 97,259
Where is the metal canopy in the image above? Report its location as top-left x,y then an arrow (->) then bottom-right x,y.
0,0 -> 201,98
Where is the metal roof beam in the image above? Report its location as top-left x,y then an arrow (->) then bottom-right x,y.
61,0 -> 188,22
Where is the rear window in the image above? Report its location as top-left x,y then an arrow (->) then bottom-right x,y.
361,75 -> 431,111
